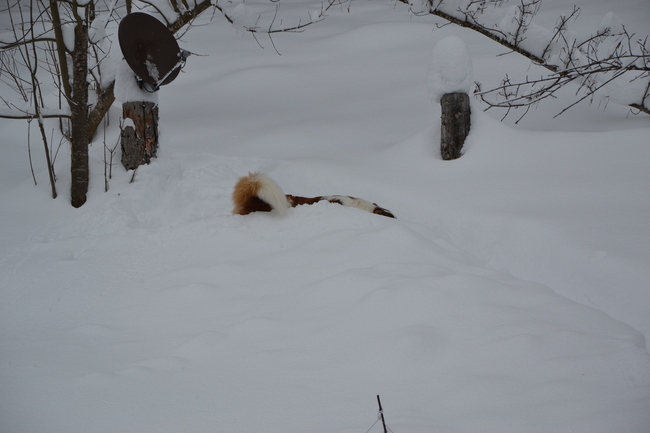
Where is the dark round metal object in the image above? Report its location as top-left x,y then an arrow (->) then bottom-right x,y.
118,12 -> 182,89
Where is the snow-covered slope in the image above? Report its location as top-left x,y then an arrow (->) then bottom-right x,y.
1,1 -> 649,432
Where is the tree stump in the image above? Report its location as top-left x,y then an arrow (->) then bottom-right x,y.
121,101 -> 159,170
440,92 -> 471,160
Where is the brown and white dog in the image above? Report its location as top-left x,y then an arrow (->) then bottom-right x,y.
232,172 -> 395,218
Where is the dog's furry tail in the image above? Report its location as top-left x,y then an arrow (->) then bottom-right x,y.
232,172 -> 290,216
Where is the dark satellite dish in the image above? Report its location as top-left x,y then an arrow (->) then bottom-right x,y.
118,12 -> 188,92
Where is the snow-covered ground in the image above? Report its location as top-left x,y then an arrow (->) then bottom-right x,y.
1,1 -> 649,432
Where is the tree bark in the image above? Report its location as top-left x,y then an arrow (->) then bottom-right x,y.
440,92 -> 471,160
70,12 -> 90,208
121,101 -> 159,170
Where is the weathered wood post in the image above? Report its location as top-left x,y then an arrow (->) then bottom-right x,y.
429,36 -> 474,160
121,101 -> 159,170
440,92 -> 471,160
117,12 -> 188,171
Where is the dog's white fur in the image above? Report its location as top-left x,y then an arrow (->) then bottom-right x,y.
322,195 -> 378,214
249,172 -> 290,215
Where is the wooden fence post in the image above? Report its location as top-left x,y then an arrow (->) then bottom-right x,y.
440,92 -> 470,160
121,101 -> 159,170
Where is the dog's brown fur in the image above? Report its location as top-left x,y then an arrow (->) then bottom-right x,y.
232,174 -> 277,215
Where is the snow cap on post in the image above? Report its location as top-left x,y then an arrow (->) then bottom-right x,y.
428,36 -> 475,102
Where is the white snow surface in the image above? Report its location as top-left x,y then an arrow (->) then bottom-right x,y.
1,1 -> 650,433
428,35 -> 475,101
115,58 -> 159,104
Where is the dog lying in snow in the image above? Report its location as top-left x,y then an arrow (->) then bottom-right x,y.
232,172 -> 395,218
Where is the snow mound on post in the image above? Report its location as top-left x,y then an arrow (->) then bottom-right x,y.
428,36 -> 475,102
114,58 -> 158,104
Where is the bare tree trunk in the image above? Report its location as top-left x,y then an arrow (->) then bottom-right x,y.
70,10 -> 90,208
121,101 -> 159,170
440,92 -> 471,160
49,0 -> 72,99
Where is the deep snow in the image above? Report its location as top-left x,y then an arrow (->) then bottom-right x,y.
1,1 -> 649,432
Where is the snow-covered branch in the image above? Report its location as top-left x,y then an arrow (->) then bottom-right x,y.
214,0 -> 343,34
402,0 -> 650,118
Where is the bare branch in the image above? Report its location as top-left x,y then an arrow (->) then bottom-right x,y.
402,0 -> 650,118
